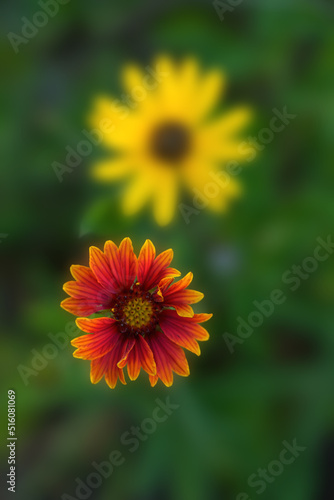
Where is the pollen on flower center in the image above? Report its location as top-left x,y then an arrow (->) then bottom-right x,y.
122,297 -> 153,328
112,287 -> 161,334
150,121 -> 191,163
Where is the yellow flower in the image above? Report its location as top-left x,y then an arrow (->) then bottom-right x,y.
89,55 -> 252,226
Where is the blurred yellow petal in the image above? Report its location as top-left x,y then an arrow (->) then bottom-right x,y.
198,108 -> 253,161
206,178 -> 242,212
154,56 -> 184,115
153,171 -> 178,226
92,158 -> 133,180
179,57 -> 199,96
197,70 -> 225,117
173,58 -> 200,120
203,107 -> 253,138
122,174 -> 153,215
88,95 -> 127,131
154,54 -> 175,79
122,64 -> 144,93
203,140 -> 250,162
88,96 -> 144,152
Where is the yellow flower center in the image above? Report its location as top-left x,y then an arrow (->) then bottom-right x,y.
122,297 -> 153,328
150,121 -> 191,163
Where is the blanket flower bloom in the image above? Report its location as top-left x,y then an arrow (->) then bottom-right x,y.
89,55 -> 252,225
61,238 -> 212,388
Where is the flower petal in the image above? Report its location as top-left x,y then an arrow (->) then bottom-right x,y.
163,268 -> 181,279
104,237 -> 137,291
126,335 -> 156,380
122,64 -> 145,94
158,272 -> 204,317
117,337 -> 136,369
194,69 -> 225,121
118,237 -> 137,289
104,339 -> 128,388
89,245 -> 119,294
173,304 -> 195,318
158,276 -> 175,291
90,337 -> 128,388
159,310 -> 211,355
61,265 -> 112,316
149,374 -> 159,387
138,240 -> 176,290
137,239 -> 155,283
121,173 -> 154,216
159,271 -> 192,293
90,356 -> 109,384
152,171 -> 178,226
147,330 -> 190,387
92,158 -> 133,181
88,96 -> 143,153
203,107 -> 253,139
72,317 -> 121,360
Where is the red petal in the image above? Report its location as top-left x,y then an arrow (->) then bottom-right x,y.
104,238 -> 137,291
90,337 -> 128,388
187,313 -> 213,333
72,317 -> 121,360
61,265 -> 112,316
138,240 -> 178,290
90,356 -> 109,384
159,310 -> 211,355
147,330 -> 190,387
173,304 -> 195,318
126,335 -> 156,380
169,289 -> 204,305
137,239 -> 155,286
61,298 -> 98,317
162,267 -> 181,280
149,374 -> 159,387
158,277 -> 175,292
104,339 -> 128,388
118,237 -> 137,288
159,272 -> 204,318
161,271 -> 193,293
89,245 -> 119,294
117,337 -> 136,368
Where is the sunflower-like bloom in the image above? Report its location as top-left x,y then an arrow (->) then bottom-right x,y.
61,238 -> 212,388
89,55 -> 252,225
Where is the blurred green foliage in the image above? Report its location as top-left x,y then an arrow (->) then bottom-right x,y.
1,1 -> 334,499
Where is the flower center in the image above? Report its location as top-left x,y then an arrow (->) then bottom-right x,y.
112,287 -> 161,335
150,122 -> 191,163
122,297 -> 153,328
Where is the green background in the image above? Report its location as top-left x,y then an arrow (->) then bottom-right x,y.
1,0 -> 334,499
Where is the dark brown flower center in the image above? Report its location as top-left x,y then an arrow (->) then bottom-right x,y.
150,122 -> 191,163
112,285 -> 161,335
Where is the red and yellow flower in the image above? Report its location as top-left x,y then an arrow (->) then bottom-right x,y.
61,238 -> 211,388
